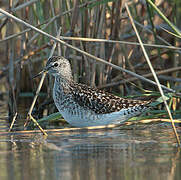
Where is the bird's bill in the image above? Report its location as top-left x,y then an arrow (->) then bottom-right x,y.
33,69 -> 47,78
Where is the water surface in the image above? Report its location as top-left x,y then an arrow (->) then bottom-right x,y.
0,105 -> 181,180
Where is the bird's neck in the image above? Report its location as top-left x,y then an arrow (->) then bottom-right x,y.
53,76 -> 72,110
54,75 -> 74,94
55,75 -> 72,85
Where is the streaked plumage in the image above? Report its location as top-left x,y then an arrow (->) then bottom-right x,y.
44,56 -> 150,127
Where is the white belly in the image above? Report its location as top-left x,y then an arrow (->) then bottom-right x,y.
58,107 -> 141,127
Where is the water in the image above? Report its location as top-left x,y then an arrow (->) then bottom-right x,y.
0,105 -> 181,180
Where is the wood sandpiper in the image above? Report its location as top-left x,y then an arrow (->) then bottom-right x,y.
39,56 -> 151,127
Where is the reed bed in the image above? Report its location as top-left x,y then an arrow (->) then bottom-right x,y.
0,0 -> 181,142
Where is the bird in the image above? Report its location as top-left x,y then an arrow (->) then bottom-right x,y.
39,56 -> 151,127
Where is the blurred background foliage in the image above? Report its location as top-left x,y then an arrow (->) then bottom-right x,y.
0,0 -> 180,123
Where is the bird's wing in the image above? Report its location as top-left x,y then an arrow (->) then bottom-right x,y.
71,83 -> 150,114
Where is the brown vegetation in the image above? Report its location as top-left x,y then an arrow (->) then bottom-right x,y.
0,0 -> 180,131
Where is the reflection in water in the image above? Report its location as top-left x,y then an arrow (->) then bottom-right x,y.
0,104 -> 180,180
0,125 -> 180,180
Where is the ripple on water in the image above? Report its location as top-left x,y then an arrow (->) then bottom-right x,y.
0,104 -> 180,180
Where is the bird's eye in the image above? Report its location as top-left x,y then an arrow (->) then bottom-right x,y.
54,63 -> 58,67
